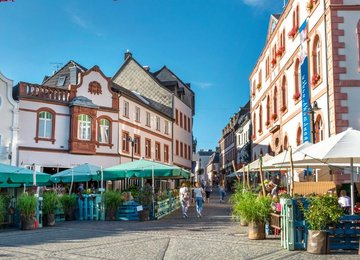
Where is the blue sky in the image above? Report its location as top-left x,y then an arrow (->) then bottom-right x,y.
0,0 -> 284,150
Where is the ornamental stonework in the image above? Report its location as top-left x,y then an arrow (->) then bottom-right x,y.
88,81 -> 102,95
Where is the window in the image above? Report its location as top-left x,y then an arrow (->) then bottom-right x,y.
253,113 -> 256,138
98,119 -> 110,144
184,144 -> 187,159
273,87 -> 278,115
164,144 -> 169,162
184,115 -> 187,131
165,121 -> 169,135
179,112 -> 183,128
155,142 -> 161,161
312,35 -> 322,85
266,57 -> 270,78
146,112 -> 151,127
176,140 -> 179,156
134,135 -> 141,156
284,135 -> 288,150
56,76 -> 66,87
180,142 -> 183,157
156,116 -> 160,131
296,127 -> 302,146
188,117 -> 191,132
314,115 -> 324,143
281,76 -> 287,111
135,107 -> 140,122
122,131 -> 130,153
259,106 -> 262,133
294,59 -> 300,98
188,145 -> 191,160
123,101 -> 129,118
175,109 -> 178,125
266,96 -> 270,124
38,111 -> 53,138
252,80 -> 256,97
145,138 -> 151,158
78,114 -> 91,140
258,70 -> 262,87
315,38 -> 321,75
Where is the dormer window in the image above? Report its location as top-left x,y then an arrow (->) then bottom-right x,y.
56,76 -> 66,87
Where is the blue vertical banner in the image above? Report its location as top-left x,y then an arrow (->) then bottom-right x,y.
299,20 -> 311,143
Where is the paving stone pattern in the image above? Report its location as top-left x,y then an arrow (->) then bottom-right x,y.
0,190 -> 358,260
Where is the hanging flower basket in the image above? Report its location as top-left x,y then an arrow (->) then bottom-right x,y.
271,58 -> 276,67
257,83 -> 262,89
293,91 -> 301,100
265,121 -> 270,127
307,0 -> 314,12
311,74 -> 320,86
276,46 -> 285,57
288,26 -> 297,39
280,106 -> 287,112
271,113 -> 278,120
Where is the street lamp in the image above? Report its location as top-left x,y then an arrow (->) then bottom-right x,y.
307,101 -> 321,143
124,137 -> 136,161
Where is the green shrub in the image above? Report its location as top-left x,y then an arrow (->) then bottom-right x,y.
59,194 -> 77,211
0,195 -> 7,223
17,193 -> 37,218
104,191 -> 123,211
43,191 -> 59,214
303,194 -> 343,230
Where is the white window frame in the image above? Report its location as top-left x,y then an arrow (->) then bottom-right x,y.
99,119 -> 110,144
38,111 -> 53,138
156,116 -> 160,131
123,101 -> 129,118
78,114 -> 91,141
135,106 -> 140,122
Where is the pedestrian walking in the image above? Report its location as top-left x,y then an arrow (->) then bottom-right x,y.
205,182 -> 212,203
193,182 -> 205,218
179,182 -> 190,218
219,180 -> 226,203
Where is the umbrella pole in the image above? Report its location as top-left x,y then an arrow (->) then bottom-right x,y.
289,146 -> 294,197
69,169 -> 74,195
259,156 -> 266,196
32,163 -> 36,187
242,167 -> 245,189
152,165 -> 155,220
350,158 -> 354,215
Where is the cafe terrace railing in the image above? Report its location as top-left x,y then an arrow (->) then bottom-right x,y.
281,198 -> 360,251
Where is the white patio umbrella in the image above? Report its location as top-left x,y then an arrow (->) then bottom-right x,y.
291,128 -> 360,214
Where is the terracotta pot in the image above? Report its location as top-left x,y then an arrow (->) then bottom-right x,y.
139,209 -> 150,221
248,221 -> 266,240
21,216 -> 35,230
105,209 -> 117,221
307,230 -> 328,254
64,209 -> 75,221
240,219 -> 248,226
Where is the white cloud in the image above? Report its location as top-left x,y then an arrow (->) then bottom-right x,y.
71,14 -> 88,29
193,81 -> 214,89
242,0 -> 264,7
65,8 -> 104,37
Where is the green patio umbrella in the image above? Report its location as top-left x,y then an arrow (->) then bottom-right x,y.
0,163 -> 51,187
103,159 -> 190,180
50,163 -> 101,183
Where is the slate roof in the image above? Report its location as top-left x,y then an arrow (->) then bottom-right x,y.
42,60 -> 87,89
111,82 -> 173,119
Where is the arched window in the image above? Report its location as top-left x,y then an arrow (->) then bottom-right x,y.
312,35 -> 322,86
78,114 -> 91,140
273,87 -> 278,117
266,96 -> 270,124
284,135 -> 288,150
281,76 -> 287,111
38,111 -> 53,138
314,115 -> 324,143
253,113 -> 257,138
294,58 -> 301,99
296,126 -> 302,146
252,80 -> 256,97
98,118 -> 110,144
259,105 -> 263,133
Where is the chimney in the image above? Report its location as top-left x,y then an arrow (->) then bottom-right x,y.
143,66 -> 150,71
69,66 -> 78,85
124,50 -> 132,60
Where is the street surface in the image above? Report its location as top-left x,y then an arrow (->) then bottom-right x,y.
0,193 -> 358,260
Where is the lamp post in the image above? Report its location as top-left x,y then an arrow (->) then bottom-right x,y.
307,101 -> 321,143
125,137 -> 136,161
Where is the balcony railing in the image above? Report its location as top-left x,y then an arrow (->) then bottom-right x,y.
19,83 -> 70,103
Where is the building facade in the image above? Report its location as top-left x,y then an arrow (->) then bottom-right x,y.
235,103 -> 252,168
0,72 -> 18,165
250,0 -> 360,166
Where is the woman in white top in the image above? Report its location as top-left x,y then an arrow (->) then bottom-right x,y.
193,182 -> 205,218
179,182 -> 190,218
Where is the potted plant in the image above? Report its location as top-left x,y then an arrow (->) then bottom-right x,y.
136,185 -> 153,221
104,190 -> 123,221
302,194 -> 343,254
42,191 -> 58,226
59,194 -> 77,221
0,195 -> 7,224
235,191 -> 272,240
17,193 -> 37,230
230,184 -> 249,226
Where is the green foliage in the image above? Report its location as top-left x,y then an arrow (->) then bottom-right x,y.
17,193 -> 36,218
59,194 -> 77,211
104,190 -> 123,211
303,194 -> 343,231
231,188 -> 272,224
136,185 -> 153,208
0,195 -> 7,223
42,191 -> 59,214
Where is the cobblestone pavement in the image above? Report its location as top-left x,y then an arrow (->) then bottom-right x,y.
0,193 -> 358,260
